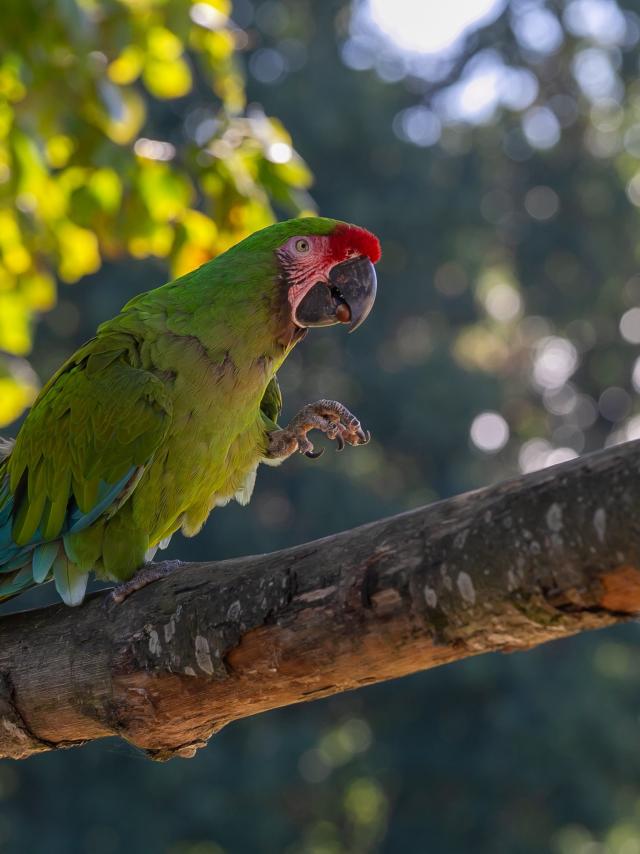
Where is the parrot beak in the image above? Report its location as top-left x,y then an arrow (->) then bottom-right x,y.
295,256 -> 377,333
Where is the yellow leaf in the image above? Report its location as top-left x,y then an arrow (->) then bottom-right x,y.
38,178 -> 67,220
88,87 -> 145,145
149,224 -> 174,257
0,376 -> 37,427
89,168 -> 122,214
272,156 -> 314,189
180,209 -> 217,247
143,57 -> 192,99
21,272 -> 55,311
58,167 -> 89,193
138,163 -> 193,221
202,30 -> 234,62
128,236 -> 151,258
0,292 -> 30,355
0,210 -> 20,246
45,135 -> 75,169
128,222 -> 174,259
3,244 -> 30,275
56,223 -> 101,282
147,27 -> 184,61
172,243 -> 213,276
108,45 -> 144,85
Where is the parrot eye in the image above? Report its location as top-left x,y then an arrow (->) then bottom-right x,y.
295,238 -> 310,254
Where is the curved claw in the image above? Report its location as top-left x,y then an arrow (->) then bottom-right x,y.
361,429 -> 371,445
305,447 -> 325,459
335,433 -> 345,452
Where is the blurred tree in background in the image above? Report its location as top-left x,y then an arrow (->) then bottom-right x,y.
0,0 -> 311,425
5,0 -> 640,852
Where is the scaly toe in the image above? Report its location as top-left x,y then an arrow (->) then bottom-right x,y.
297,435 -> 314,455
337,423 -> 370,447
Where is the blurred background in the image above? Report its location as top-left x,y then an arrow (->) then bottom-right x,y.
2,0 -> 640,851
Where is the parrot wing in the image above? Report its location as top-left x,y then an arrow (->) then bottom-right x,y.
260,375 -> 283,430
0,335 -> 172,603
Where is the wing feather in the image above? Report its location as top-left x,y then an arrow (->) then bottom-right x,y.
260,375 -> 283,428
2,334 -> 172,557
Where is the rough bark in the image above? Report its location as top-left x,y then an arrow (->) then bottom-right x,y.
1,441 -> 640,761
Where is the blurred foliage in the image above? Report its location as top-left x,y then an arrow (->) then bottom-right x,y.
0,0 -> 313,425
6,0 -> 640,852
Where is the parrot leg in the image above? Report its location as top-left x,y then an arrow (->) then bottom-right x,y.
108,559 -> 184,604
267,399 -> 370,460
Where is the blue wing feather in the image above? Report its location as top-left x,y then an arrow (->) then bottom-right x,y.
67,468 -> 136,534
0,564 -> 38,597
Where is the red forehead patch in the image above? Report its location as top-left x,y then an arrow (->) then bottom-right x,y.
328,224 -> 381,265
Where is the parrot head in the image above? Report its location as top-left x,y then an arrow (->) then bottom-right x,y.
211,217 -> 380,343
222,216 -> 381,341
275,220 -> 380,334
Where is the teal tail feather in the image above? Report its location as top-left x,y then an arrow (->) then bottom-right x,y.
0,438 -> 92,606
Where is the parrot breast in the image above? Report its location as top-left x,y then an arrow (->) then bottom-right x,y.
92,326 -> 286,576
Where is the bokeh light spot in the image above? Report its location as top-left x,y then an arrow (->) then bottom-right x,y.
470,411 -> 509,453
392,106 -> 441,147
598,386 -> 631,422
524,186 -> 560,221
266,142 -> 292,163
366,0 -> 506,56
619,307 -> 640,344
250,48 -> 287,84
483,283 -> 522,322
522,107 -> 561,149
533,337 -> 579,390
513,7 -> 564,55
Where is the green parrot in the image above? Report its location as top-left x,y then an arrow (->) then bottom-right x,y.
0,217 -> 380,606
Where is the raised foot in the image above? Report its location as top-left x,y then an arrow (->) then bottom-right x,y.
267,399 -> 370,460
109,559 -> 184,605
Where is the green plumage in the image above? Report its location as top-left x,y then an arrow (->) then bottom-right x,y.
0,217 -> 342,605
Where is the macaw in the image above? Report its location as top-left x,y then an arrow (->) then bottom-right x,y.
0,217 -> 380,606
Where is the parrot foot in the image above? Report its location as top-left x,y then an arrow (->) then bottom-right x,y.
108,559 -> 184,605
267,399 -> 370,460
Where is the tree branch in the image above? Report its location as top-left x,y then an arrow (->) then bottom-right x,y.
1,441 -> 640,761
